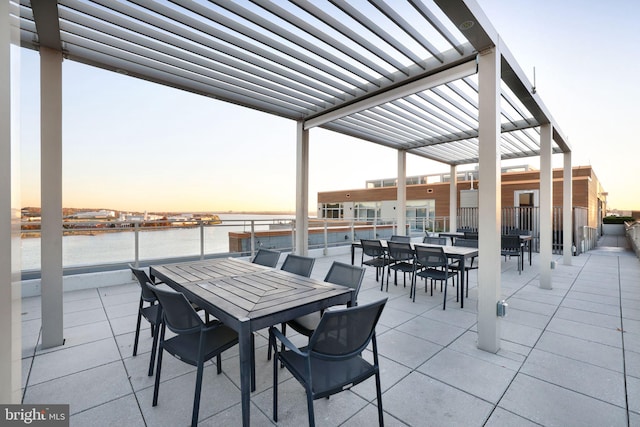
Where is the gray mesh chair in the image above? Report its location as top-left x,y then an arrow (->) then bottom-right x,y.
450,238 -> 478,297
270,298 -> 388,427
423,236 -> 447,245
152,287 -> 238,427
280,254 -> 315,277
129,264 -> 162,376
265,253 -> 316,361
501,234 -> 523,274
282,261 -> 365,339
360,239 -> 390,283
389,234 -> 411,243
386,241 -> 415,291
413,245 -> 457,308
252,248 -> 281,268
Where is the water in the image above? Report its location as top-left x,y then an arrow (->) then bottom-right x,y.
21,213 -> 294,271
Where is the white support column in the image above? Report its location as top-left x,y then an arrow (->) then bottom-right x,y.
397,150 -> 407,236
0,0 -> 21,403
477,45 -> 501,353
539,124 -> 553,289
449,165 -> 457,232
40,47 -> 64,348
563,151 -> 573,265
295,121 -> 309,256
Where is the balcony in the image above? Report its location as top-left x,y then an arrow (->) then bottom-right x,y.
19,236 -> 639,426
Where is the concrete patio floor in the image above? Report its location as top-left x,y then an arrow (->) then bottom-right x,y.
20,238 -> 639,426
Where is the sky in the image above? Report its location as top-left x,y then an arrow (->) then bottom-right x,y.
19,0 -> 640,214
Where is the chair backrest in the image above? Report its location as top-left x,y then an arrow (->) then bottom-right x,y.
389,235 -> 411,243
129,264 -> 157,302
323,262 -> 366,301
152,286 -> 203,334
387,241 -> 414,262
252,248 -> 281,268
308,298 -> 387,359
464,231 -> 478,240
501,234 -> 521,250
415,245 -> 448,268
280,254 -> 315,277
361,239 -> 385,258
423,236 -> 446,245
509,228 -> 531,236
454,238 -> 478,248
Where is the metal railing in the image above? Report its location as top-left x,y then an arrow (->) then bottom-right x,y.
21,207 -> 595,278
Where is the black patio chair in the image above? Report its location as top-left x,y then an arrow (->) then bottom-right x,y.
152,286 -> 238,427
423,236 -> 447,245
280,253 -> 315,278
464,231 -> 478,240
360,239 -> 391,283
265,253 -> 316,361
270,298 -> 388,427
252,248 -> 281,268
501,234 -> 523,274
386,241 -> 415,291
413,245 -> 457,308
389,234 -> 411,243
129,264 -> 163,376
279,262 -> 365,349
450,238 -> 478,297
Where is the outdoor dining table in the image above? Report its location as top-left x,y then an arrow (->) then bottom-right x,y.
351,240 -> 478,309
428,232 -> 533,267
149,257 -> 354,427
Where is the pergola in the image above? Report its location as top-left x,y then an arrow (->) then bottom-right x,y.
1,0 -> 573,410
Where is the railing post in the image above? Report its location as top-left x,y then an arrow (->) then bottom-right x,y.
134,222 -> 140,267
250,220 -> 255,257
351,219 -> 355,241
291,219 -> 296,253
323,219 -> 328,255
200,220 -> 205,260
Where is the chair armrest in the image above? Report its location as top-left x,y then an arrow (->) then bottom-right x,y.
269,327 -> 307,357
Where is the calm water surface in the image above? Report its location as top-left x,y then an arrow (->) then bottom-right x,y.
21,214 -> 294,270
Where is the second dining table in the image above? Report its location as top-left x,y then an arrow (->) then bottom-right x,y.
149,256 -> 354,427
351,240 -> 478,309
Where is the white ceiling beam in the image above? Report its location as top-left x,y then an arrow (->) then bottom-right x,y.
303,60 -> 477,130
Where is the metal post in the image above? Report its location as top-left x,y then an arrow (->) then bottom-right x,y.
200,220 -> 205,260
250,220 -> 255,256
323,220 -> 328,255
539,123 -> 553,289
134,222 -> 140,267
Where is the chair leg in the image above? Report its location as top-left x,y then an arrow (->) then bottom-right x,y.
375,372 -> 384,426
306,385 -> 316,427
132,300 -> 143,357
191,359 -> 205,427
272,339 -> 279,422
147,321 -> 160,377
152,326 -> 166,407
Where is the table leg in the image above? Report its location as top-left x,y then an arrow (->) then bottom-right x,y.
239,321 -> 252,427
459,256 -> 466,309
351,244 -> 355,265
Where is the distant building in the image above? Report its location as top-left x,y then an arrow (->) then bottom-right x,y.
317,165 -> 607,232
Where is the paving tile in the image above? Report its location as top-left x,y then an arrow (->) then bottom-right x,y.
499,373 -> 628,426
521,348 -> 626,407
500,320 -> 543,347
383,371 -> 493,426
198,401 -> 275,427
627,375 -> 640,415
536,331 -> 624,373
420,304 -> 478,329
554,306 -> 621,329
396,315 -> 466,346
626,349 -> 640,378
136,364 -> 242,427
546,317 -> 623,348
28,338 -> 121,385
484,407 -> 540,427
69,394 -> 146,427
505,297 -> 557,316
23,361 -> 132,415
375,329 -> 443,369
417,348 -> 517,403
251,376 -> 369,427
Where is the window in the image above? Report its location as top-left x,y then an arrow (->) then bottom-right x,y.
354,202 -> 381,222
406,200 -> 435,231
320,203 -> 343,219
